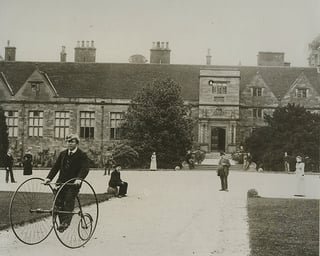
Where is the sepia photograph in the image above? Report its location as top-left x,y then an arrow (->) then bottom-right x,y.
0,0 -> 319,255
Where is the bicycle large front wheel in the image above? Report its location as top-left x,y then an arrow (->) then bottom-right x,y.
9,177 -> 54,245
52,178 -> 99,249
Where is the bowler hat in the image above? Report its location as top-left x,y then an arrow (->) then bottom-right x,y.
114,163 -> 121,168
65,134 -> 80,143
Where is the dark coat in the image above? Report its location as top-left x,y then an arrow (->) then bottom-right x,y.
23,153 -> 33,175
109,170 -> 123,188
46,148 -> 89,183
218,158 -> 231,176
105,158 -> 115,168
4,153 -> 14,170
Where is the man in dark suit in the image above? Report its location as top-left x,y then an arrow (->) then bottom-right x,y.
109,164 -> 128,198
4,149 -> 16,183
218,152 -> 231,192
104,154 -> 115,176
44,134 -> 89,232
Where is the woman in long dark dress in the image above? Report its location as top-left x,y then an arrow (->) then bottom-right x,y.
23,150 -> 33,175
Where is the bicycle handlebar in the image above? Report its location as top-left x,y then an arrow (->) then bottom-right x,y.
42,182 -> 80,186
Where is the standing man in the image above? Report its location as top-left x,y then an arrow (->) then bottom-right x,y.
283,152 -> 290,173
109,164 -> 128,198
218,152 -> 231,192
4,149 -> 16,183
104,154 -> 115,176
44,134 -> 89,232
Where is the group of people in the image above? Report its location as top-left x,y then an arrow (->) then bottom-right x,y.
2,134 -> 127,233
4,133 -> 310,233
3,148 -> 33,183
217,151 -> 307,197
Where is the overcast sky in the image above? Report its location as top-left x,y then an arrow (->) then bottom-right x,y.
0,0 -> 319,67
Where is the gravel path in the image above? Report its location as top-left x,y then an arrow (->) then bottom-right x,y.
0,169 -> 319,256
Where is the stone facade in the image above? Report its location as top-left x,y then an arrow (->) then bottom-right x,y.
198,69 -> 240,152
1,61 -> 320,161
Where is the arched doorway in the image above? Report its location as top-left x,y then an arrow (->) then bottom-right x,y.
211,127 -> 226,152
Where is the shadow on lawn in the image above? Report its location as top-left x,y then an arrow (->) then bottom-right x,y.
0,191 -> 112,231
247,197 -> 319,256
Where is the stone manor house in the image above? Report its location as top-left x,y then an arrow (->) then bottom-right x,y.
1,40 -> 320,161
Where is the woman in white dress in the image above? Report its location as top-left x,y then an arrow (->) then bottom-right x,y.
150,152 -> 157,171
294,155 -> 305,197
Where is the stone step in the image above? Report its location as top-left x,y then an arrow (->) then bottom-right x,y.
204,152 -> 222,159
193,164 -> 243,171
201,158 -> 237,165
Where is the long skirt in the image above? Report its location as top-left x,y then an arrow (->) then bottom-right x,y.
295,174 -> 305,196
23,164 -> 33,175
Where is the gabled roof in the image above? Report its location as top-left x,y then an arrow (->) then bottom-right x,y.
0,61 -> 319,101
0,71 -> 14,95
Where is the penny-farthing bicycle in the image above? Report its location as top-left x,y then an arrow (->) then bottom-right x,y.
9,177 -> 99,249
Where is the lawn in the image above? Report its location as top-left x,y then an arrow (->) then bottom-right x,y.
0,191 -> 112,231
247,197 -> 319,256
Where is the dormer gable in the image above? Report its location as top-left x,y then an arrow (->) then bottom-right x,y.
14,69 -> 59,101
241,71 -> 278,106
282,72 -> 319,107
0,72 -> 14,99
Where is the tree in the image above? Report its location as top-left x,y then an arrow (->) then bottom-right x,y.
308,34 -> 320,66
308,34 -> 320,51
0,107 -> 9,167
112,143 -> 139,168
122,78 -> 194,168
245,104 -> 320,171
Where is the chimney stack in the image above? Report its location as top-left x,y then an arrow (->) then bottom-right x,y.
150,41 -> 171,64
206,49 -> 212,65
74,40 -> 96,63
60,46 -> 67,62
5,40 -> 16,61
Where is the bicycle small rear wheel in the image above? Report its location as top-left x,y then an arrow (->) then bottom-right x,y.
9,177 -> 54,245
78,213 -> 93,241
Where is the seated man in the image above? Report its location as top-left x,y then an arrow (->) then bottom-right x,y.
44,134 -> 89,232
108,164 -> 128,198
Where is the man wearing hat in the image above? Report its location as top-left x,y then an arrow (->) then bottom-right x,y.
44,134 -> 89,232
108,164 -> 128,198
217,152 -> 231,191
4,149 -> 16,183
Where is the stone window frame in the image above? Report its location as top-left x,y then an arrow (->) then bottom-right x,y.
252,108 -> 263,119
28,110 -> 43,137
80,111 -> 95,139
54,111 -> 70,139
209,80 -> 228,94
295,88 -> 308,98
30,82 -> 41,96
252,87 -> 263,97
4,110 -> 18,137
110,112 -> 124,140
